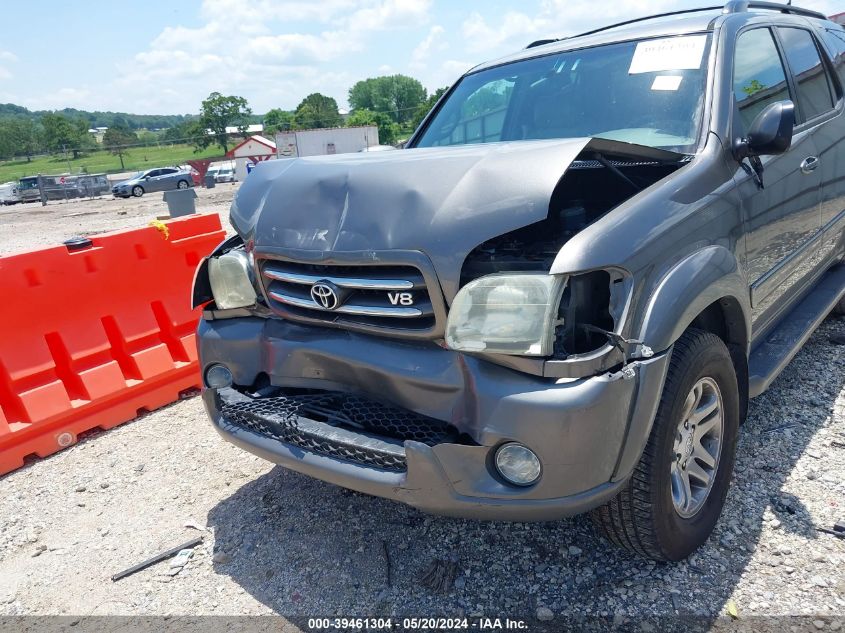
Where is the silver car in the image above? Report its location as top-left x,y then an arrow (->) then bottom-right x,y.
112,167 -> 194,198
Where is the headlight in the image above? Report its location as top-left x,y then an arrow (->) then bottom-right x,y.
445,273 -> 565,356
208,250 -> 257,309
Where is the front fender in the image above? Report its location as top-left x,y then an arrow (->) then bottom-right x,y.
637,245 -> 751,354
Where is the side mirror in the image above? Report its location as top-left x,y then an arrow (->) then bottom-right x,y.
735,100 -> 795,160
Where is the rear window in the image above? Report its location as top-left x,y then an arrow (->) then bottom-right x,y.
823,27 -> 845,86
777,27 -> 836,122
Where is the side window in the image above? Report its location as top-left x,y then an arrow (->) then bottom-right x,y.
160,168 -> 177,176
824,28 -> 845,85
777,27 -> 835,122
733,28 -> 791,130
145,169 -> 160,178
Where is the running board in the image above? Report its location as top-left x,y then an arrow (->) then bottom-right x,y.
749,265 -> 845,398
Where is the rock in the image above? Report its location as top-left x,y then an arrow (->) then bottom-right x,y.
536,607 -> 554,622
74,486 -> 86,493
99,482 -> 109,489
811,576 -> 828,588
567,546 -> 582,557
454,577 -> 466,589
212,551 -> 231,564
813,621 -> 826,630
829,621 -> 841,632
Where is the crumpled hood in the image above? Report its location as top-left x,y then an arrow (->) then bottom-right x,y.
232,138 -> 679,300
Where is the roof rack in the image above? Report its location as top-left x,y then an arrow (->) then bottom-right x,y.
526,1 -> 828,49
722,1 -> 826,19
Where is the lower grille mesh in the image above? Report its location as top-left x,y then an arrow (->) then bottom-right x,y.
220,391 -> 457,472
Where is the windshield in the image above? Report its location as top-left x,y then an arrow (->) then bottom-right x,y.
414,34 -> 711,153
18,178 -> 38,190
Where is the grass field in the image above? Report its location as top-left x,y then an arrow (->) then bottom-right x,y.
0,144 -> 224,183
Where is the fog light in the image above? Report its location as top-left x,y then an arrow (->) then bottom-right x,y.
205,364 -> 233,389
494,443 -> 541,486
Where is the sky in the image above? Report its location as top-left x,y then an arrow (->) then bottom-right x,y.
0,0 -> 840,115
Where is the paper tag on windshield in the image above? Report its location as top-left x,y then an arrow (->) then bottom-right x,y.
629,35 -> 707,74
651,75 -> 683,91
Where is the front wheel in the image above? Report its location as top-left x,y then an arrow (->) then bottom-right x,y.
177,179 -> 189,189
131,185 -> 144,198
591,329 -> 739,561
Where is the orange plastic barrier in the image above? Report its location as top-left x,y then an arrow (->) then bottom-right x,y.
0,213 -> 225,476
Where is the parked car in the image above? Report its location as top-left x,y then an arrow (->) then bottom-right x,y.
0,181 -> 19,205
193,3 -> 845,560
111,167 -> 193,198
214,166 -> 236,183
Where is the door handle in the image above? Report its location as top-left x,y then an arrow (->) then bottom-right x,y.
800,156 -> 820,174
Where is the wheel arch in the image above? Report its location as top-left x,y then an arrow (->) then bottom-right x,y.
637,246 -> 751,355
626,245 -> 752,464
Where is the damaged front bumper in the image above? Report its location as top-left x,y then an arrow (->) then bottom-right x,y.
199,317 -> 670,521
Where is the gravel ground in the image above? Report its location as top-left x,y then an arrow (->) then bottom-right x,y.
0,183 -> 238,255
0,191 -> 844,629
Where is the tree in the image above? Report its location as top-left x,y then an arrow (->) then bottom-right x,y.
41,113 -> 90,158
137,130 -> 159,146
264,108 -> 296,134
348,75 -> 427,125
103,124 -> 138,170
192,92 -> 252,154
346,109 -> 400,145
294,93 -> 342,129
410,86 -> 448,130
0,118 -> 42,161
162,120 -> 195,144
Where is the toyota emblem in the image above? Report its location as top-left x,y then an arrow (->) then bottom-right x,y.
310,281 -> 340,310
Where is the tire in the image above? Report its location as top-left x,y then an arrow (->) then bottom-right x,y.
131,185 -> 144,198
591,328 -> 740,561
177,179 -> 189,190
833,295 -> 845,316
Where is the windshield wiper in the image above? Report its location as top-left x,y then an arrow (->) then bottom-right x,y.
590,152 -> 642,192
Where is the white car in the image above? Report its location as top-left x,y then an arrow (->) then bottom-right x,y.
215,167 -> 236,183
0,181 -> 20,205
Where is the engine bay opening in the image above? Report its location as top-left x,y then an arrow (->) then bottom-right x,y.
460,156 -> 682,286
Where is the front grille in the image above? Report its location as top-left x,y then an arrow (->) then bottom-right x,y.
221,390 -> 459,472
259,258 -> 438,333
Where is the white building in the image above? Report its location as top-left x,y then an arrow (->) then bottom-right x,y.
226,135 -> 277,182
275,126 -> 379,158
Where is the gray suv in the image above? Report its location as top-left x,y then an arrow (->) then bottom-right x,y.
193,2 -> 845,560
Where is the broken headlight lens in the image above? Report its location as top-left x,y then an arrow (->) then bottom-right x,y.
208,249 -> 257,310
446,273 -> 565,356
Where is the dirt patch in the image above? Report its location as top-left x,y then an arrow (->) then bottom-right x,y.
0,184 -> 239,256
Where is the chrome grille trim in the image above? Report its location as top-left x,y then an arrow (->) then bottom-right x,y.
255,252 -> 447,338
268,289 -> 425,318
264,266 -> 419,290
